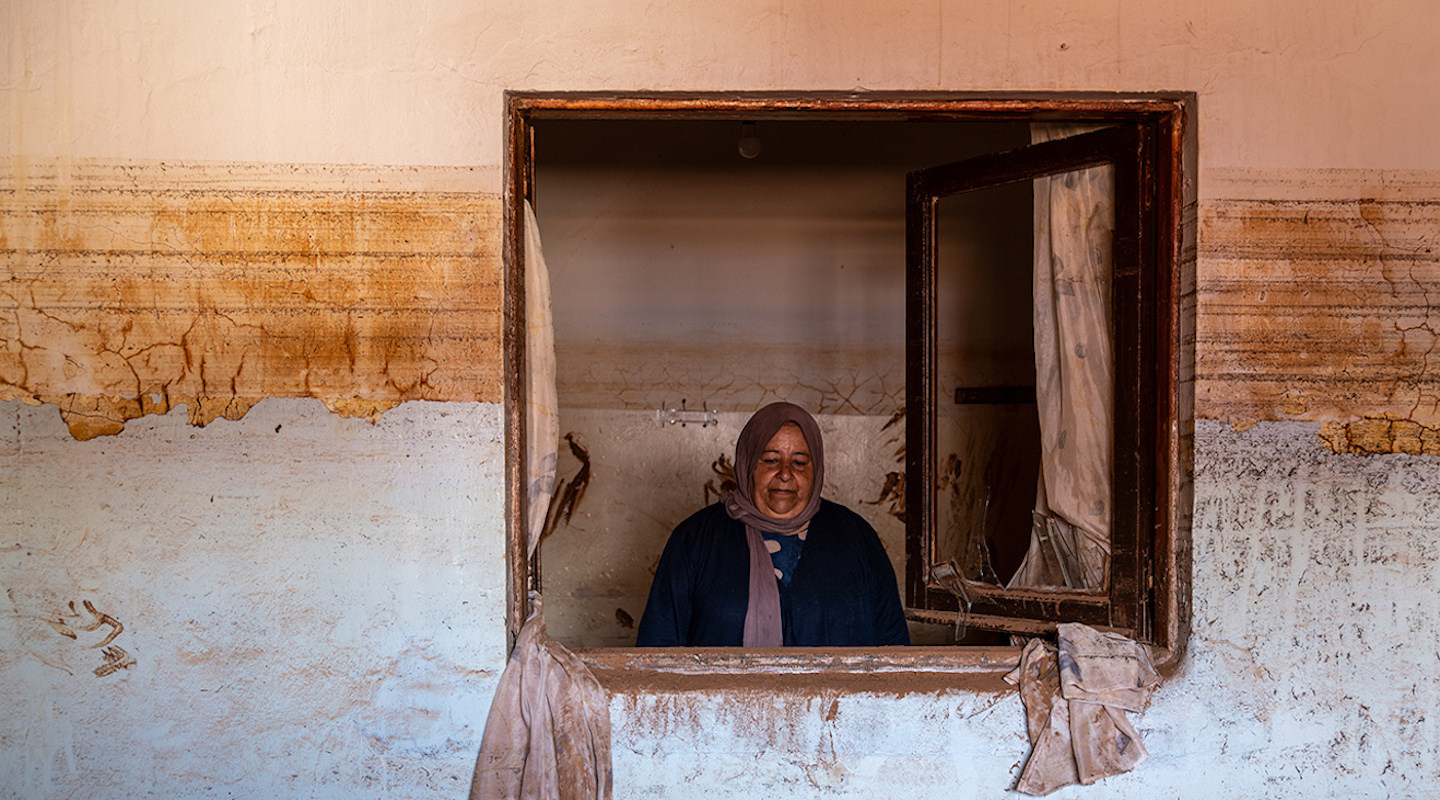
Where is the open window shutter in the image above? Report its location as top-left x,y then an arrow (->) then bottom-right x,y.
905,124 -> 1156,639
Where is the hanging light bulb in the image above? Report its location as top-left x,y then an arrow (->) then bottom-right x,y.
737,121 -> 761,159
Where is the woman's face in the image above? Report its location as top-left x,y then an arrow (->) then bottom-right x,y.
750,422 -> 814,519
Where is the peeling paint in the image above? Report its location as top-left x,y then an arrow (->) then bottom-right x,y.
1319,415 -> 1440,456
321,397 -> 403,424
0,161 -> 502,439
28,392 -> 261,440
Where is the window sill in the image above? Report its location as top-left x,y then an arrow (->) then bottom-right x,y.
576,646 -> 1024,694
575,642 -> 1179,694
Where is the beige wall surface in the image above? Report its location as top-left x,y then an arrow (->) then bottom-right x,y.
6,0 -> 1440,172
4,1 -> 1440,798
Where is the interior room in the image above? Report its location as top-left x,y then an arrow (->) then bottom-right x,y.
531,117 -> 1035,647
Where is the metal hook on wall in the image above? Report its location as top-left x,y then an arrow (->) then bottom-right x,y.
656,398 -> 719,428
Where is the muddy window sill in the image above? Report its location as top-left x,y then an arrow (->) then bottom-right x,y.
577,646 -> 1025,693
576,644 -> 1179,693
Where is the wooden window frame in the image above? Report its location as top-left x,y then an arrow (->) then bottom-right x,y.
504,91 -> 1195,675
906,124 -> 1156,642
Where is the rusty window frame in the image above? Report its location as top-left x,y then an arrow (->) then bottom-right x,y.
503,91 -> 1195,676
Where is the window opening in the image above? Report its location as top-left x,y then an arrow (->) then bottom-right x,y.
504,93 -> 1193,669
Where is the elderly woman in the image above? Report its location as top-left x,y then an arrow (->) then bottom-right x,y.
636,402 -> 910,647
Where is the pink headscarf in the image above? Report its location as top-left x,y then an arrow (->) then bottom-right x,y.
723,402 -> 824,646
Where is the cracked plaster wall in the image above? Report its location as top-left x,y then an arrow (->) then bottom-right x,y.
4,1 -> 1440,798
1199,171 -> 1440,452
0,161 -> 502,439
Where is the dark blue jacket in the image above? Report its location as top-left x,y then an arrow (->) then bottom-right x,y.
635,500 -> 910,647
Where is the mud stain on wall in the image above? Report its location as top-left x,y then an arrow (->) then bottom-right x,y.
556,340 -> 905,416
1197,195 -> 1440,439
1319,415 -> 1440,456
0,160 -> 502,439
12,591 -> 136,677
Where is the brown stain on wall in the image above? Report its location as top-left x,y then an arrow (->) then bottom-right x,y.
596,667 -> 1011,700
32,393 -> 262,440
1,161 -> 502,438
30,596 -> 135,677
1319,415 -> 1440,456
538,432 -> 592,545
703,454 -> 737,506
1198,197 -> 1440,440
862,405 -> 907,522
556,340 -> 906,416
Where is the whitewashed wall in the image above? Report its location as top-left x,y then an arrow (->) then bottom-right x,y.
1,400 -> 507,797
5,1 -> 1440,798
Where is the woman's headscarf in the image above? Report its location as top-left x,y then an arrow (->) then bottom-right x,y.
723,402 -> 824,646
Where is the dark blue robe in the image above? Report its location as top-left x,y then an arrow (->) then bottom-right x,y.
635,500 -> 910,647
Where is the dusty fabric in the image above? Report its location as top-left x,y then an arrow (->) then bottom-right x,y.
470,204 -> 612,800
1010,124 -> 1115,592
470,594 -> 613,800
721,402 -> 826,647
1057,622 -> 1160,712
523,200 -> 559,554
1004,623 -> 1158,795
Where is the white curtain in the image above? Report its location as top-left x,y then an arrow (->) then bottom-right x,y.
1009,125 -> 1114,592
472,202 -> 612,800
525,200 -> 560,554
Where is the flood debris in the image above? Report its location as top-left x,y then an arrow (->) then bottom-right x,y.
538,433 -> 591,544
471,593 -> 612,800
1004,623 -> 1160,795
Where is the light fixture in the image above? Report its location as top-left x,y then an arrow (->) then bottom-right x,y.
737,121 -> 761,159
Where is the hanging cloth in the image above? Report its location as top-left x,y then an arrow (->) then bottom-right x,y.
1009,124 -> 1115,591
524,200 -> 561,546
471,202 -> 613,800
1004,623 -> 1160,795
471,593 -> 613,800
